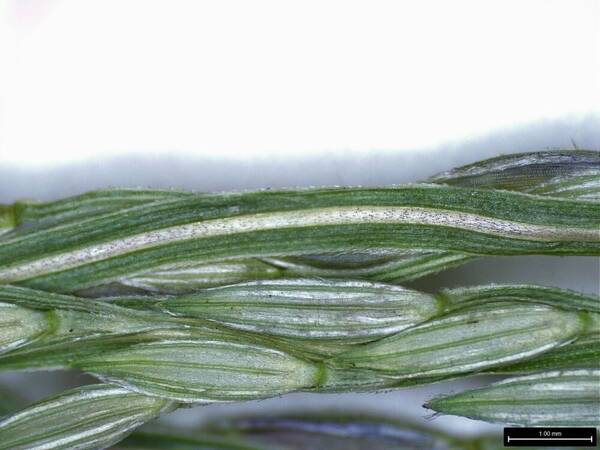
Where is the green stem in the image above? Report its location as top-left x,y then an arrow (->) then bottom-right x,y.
0,185 -> 597,293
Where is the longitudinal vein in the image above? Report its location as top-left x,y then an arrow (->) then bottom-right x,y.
429,150 -> 600,199
1,205 -> 596,283
1,188 -> 194,234
1,151 -> 598,293
0,185 -> 597,292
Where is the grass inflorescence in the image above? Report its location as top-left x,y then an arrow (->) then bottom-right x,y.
0,150 -> 597,449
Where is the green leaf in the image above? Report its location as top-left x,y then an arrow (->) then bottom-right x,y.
1,189 -> 194,236
159,279 -> 441,340
0,383 -> 176,450
2,151 -> 597,293
76,250 -> 473,296
0,330 -> 175,372
488,313 -> 600,373
75,331 -> 321,403
429,150 -> 600,200
0,283 -> 410,367
426,369 -> 600,426
439,284 -> 600,314
262,251 -> 475,284
1,185 -> 597,293
0,302 -> 50,354
105,259 -> 284,295
0,285 -> 185,341
329,302 -> 588,378
94,251 -> 473,296
0,283 -> 595,388
489,331 -> 600,373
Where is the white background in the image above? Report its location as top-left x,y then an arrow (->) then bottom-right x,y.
1,0 -> 599,440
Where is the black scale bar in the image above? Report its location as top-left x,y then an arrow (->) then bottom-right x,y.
504,427 -> 597,447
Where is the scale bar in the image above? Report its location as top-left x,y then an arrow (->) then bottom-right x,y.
508,437 -> 593,441
504,427 -> 597,447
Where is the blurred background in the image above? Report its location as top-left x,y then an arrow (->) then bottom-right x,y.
0,0 -> 599,439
